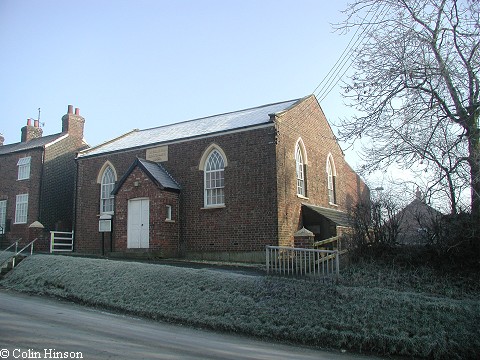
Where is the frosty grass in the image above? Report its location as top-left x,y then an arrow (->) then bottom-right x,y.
1,254 -> 479,359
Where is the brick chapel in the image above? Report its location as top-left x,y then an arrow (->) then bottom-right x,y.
74,95 -> 369,262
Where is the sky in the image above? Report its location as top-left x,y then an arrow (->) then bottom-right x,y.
0,0 -> 362,173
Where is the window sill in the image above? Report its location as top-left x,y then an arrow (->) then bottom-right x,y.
165,219 -> 175,223
98,212 -> 114,217
296,194 -> 309,200
328,202 -> 339,207
14,222 -> 27,225
201,205 -> 226,210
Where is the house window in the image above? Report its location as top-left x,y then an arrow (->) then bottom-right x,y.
327,155 -> 337,204
15,194 -> 28,224
0,200 -> 6,234
100,166 -> 115,214
204,149 -> 225,207
166,205 -> 172,221
295,139 -> 307,197
17,156 -> 31,180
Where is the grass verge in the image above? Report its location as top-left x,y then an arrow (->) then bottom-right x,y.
1,254 -> 479,359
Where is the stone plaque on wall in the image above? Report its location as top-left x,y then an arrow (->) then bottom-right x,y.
146,146 -> 168,162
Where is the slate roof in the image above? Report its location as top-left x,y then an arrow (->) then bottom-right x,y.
78,98 -> 302,158
302,204 -> 351,227
112,158 -> 181,195
0,133 -> 66,156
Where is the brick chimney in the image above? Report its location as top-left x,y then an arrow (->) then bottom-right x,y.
0,133 -> 4,146
21,118 -> 43,142
62,104 -> 85,139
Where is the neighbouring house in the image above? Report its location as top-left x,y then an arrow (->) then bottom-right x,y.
396,189 -> 443,245
0,105 -> 88,247
74,95 -> 369,262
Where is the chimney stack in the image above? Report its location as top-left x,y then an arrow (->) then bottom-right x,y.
62,104 -> 85,140
0,133 -> 4,146
21,118 -> 43,142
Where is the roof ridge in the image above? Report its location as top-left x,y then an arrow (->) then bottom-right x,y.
0,132 -> 67,155
78,129 -> 139,156
139,98 -> 302,133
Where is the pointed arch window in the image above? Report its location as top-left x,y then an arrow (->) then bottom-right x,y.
295,140 -> 307,197
327,155 -> 337,204
204,150 -> 225,207
100,165 -> 116,214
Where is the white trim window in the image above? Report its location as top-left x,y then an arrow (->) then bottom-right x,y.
204,150 -> 225,207
295,143 -> 305,196
327,155 -> 337,204
17,156 -> 31,180
166,205 -> 172,221
100,166 -> 115,214
0,200 -> 6,234
15,194 -> 28,224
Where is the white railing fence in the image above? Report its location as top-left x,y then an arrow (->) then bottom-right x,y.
0,238 -> 37,270
50,231 -> 74,253
266,245 -> 339,280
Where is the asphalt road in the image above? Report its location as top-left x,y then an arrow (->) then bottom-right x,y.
0,290 -> 376,360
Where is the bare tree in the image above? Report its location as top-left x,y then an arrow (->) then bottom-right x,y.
336,0 -> 480,221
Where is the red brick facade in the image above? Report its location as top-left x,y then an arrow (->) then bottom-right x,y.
74,96 -> 369,261
0,106 -> 87,246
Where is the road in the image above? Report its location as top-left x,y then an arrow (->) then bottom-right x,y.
0,290 -> 376,360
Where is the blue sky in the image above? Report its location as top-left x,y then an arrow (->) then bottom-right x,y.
1,0 -> 358,163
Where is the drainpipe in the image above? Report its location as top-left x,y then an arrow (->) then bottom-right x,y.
72,158 -> 79,252
38,150 -> 45,228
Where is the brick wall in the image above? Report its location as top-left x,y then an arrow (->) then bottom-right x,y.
41,136 -> 88,232
274,95 -> 369,246
0,149 -> 44,243
75,150 -> 145,253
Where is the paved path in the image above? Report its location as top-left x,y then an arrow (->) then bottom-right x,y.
0,290 -> 377,360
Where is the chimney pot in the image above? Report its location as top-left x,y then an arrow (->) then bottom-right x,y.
34,119 -> 39,128
27,118 -> 32,126
75,108 -> 80,115
68,105 -> 73,114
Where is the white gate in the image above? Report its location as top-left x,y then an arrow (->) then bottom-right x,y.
50,231 -> 74,253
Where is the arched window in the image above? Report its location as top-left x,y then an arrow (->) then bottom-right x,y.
204,149 -> 225,207
295,139 -> 307,197
100,165 -> 116,214
327,154 -> 337,204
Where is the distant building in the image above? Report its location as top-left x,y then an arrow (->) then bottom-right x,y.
74,95 -> 370,261
0,106 -> 88,245
396,189 -> 443,245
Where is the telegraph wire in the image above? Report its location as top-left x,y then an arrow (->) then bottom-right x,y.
274,2 -> 392,155
315,2 -> 391,102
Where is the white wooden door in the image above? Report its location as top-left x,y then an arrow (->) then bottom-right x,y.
127,198 -> 149,248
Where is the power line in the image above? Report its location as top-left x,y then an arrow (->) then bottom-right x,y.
314,2 -> 391,103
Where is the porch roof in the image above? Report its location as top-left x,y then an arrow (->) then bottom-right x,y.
302,204 -> 351,227
112,158 -> 181,195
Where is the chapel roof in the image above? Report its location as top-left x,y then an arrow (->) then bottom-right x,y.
78,97 -> 303,158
